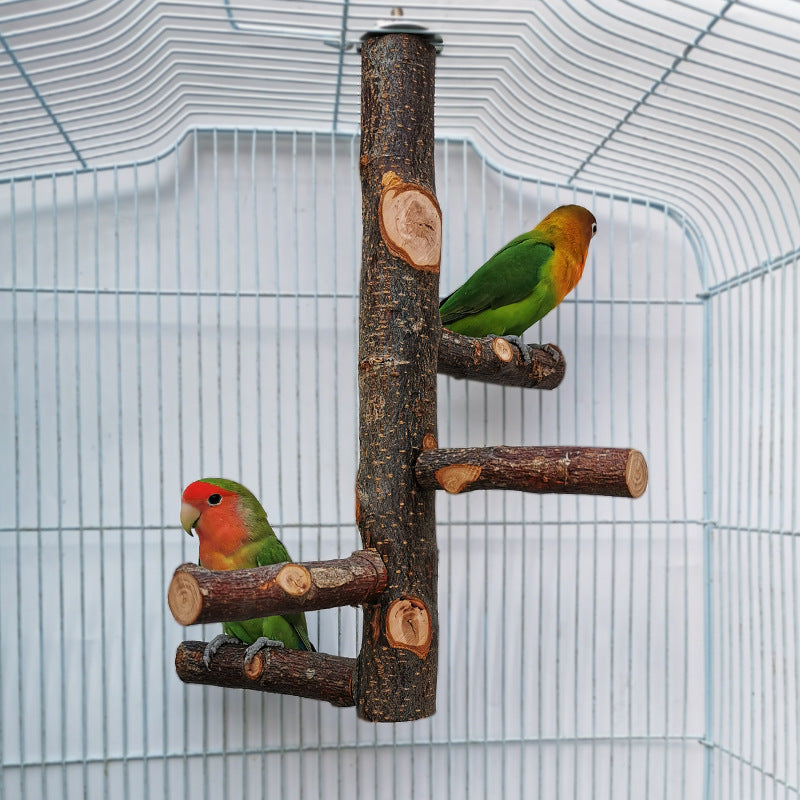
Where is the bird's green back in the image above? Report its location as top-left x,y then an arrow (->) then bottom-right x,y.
440,234 -> 558,337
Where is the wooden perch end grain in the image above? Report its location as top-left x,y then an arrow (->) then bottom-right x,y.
379,171 -> 441,272
167,549 -> 387,627
168,569 -> 205,626
624,449 -> 648,498
175,641 -> 355,706
416,446 -> 648,498
437,329 -> 566,389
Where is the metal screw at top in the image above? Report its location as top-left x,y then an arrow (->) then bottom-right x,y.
359,7 -> 443,54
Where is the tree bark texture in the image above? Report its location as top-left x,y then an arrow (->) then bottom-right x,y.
416,446 -> 648,498
355,32 -> 440,722
438,329 -> 566,389
168,549 -> 387,627
175,641 -> 355,706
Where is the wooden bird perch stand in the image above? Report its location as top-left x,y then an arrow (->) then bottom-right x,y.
169,26 -> 648,723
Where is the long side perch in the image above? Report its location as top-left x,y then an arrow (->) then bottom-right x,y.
168,549 -> 386,627
176,641 -> 355,707
416,446 -> 648,498
438,329 -> 566,389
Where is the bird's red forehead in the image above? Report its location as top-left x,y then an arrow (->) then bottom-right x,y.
182,480 -> 236,505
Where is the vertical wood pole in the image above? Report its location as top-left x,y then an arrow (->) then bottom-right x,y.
354,32 -> 441,721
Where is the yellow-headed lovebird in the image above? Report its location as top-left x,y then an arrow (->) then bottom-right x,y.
180,478 -> 315,667
439,204 -> 597,360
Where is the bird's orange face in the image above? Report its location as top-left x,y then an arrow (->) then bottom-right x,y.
539,204 -> 597,247
180,480 -> 252,568
180,480 -> 239,536
536,204 -> 598,295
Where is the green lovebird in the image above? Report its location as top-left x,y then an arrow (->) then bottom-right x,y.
180,478 -> 315,667
439,204 -> 597,359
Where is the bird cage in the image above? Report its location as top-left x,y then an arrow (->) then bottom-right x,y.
1,1 -> 798,798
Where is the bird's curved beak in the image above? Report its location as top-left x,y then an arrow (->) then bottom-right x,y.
180,502 -> 200,536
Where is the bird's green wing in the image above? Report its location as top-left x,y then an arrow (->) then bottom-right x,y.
440,236 -> 554,324
256,532 -> 292,567
255,536 -> 316,652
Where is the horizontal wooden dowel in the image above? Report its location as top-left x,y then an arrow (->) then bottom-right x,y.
175,641 -> 355,706
168,549 -> 387,627
437,328 -> 565,389
416,446 -> 648,498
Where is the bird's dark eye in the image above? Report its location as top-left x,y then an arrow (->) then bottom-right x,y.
591,222 -> 598,236
208,493 -> 222,506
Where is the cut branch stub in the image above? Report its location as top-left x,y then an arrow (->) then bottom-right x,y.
491,337 -> 515,362
385,597 -> 433,659
438,329 -> 566,389
167,549 -> 387,627
416,446 -> 648,498
275,563 -> 312,597
435,464 -> 482,494
175,641 -> 355,707
378,170 -> 441,272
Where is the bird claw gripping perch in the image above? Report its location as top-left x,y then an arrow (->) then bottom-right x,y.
243,636 -> 285,668
203,634 -> 242,668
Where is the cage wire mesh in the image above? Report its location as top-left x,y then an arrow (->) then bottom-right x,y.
0,1 -> 798,799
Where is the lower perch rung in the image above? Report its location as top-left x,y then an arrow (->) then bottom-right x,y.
175,641 -> 355,706
416,446 -> 647,498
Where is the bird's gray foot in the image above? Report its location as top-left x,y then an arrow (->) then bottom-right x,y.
203,634 -> 241,668
243,636 -> 285,668
499,334 -> 531,365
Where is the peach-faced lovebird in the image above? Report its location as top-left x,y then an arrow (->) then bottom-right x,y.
439,204 -> 597,361
180,478 -> 315,667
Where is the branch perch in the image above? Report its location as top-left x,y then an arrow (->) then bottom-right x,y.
168,549 -> 387,627
416,446 -> 648,498
175,641 -> 355,706
438,329 -> 566,389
